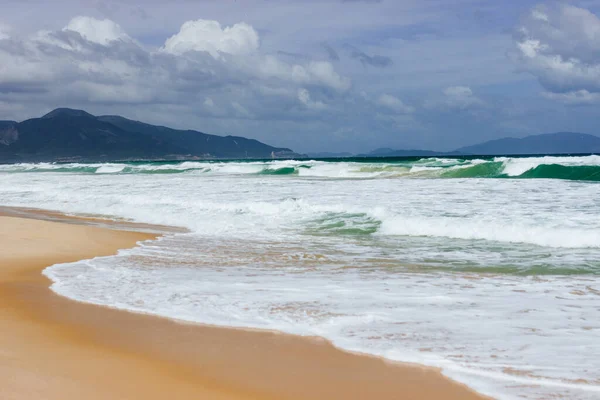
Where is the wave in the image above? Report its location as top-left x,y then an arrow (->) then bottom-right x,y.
2,155 -> 600,181
298,209 -> 599,249
376,214 -> 600,249
259,166 -> 299,175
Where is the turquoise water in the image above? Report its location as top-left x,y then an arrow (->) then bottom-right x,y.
2,154 -> 600,181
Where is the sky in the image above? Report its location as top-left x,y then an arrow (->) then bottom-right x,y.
1,0 -> 600,153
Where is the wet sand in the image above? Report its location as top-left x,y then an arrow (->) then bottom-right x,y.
0,210 -> 490,399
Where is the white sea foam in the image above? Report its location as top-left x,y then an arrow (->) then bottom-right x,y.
377,214 -> 600,248
0,155 -> 600,179
497,155 -> 600,176
2,157 -> 600,399
95,164 -> 126,173
43,242 -> 600,400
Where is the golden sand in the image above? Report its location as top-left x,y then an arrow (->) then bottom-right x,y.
0,211 -> 489,399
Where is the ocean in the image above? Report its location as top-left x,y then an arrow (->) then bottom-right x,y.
1,155 -> 599,399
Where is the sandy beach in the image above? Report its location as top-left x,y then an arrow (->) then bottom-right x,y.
0,209 -> 489,400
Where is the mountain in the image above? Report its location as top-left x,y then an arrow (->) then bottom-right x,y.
455,132 -> 600,155
306,151 -> 355,158
42,108 -> 95,119
96,115 -> 297,159
0,108 -> 302,162
3,111 -> 598,163
0,121 -> 18,146
360,132 -> 600,158
356,147 -> 459,158
357,148 -> 453,157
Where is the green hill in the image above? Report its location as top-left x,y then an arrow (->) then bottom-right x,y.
0,108 -> 301,162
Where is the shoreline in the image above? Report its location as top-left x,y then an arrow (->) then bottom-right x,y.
0,207 -> 490,399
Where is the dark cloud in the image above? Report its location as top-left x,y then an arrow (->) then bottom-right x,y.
0,82 -> 48,94
276,50 -> 308,60
345,45 -> 393,67
322,43 -> 339,61
130,6 -> 150,20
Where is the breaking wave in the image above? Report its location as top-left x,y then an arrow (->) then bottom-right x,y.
1,155 -> 600,181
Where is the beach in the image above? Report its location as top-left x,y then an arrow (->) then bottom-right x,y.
0,210 -> 487,400
3,1 -> 600,397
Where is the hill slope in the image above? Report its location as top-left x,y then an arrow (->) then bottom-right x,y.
97,115 -> 293,159
456,132 -> 600,155
360,132 -> 600,158
0,109 -> 301,162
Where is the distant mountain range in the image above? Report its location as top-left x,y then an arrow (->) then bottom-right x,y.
0,108 -> 301,162
1,110 -> 599,163
454,132 -> 600,155
358,148 -> 445,157
354,132 -> 600,158
305,151 -> 355,158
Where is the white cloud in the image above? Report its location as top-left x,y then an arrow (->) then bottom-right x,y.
163,19 -> 259,58
516,38 -> 548,59
159,19 -> 349,93
298,88 -> 326,110
423,86 -> 484,111
306,61 -> 351,91
442,86 -> 484,109
0,12 -> 427,153
258,57 -> 350,92
542,89 -> 600,104
0,15 -> 351,124
377,93 -> 414,114
514,5 -> 600,99
231,101 -> 253,118
531,8 -> 549,23
64,16 -> 131,45
204,97 -> 215,108
0,23 -> 10,40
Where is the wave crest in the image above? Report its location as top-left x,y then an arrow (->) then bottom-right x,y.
2,155 -> 600,181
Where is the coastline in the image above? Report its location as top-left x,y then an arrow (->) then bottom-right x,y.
0,208 -> 489,399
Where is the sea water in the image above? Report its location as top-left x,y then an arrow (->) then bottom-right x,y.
1,156 -> 599,399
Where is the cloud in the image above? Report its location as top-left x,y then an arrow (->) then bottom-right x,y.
322,43 -> 340,61
0,15 -> 351,124
64,16 -> 131,45
0,23 -> 10,40
277,50 -> 308,60
298,88 -> 326,110
231,101 -> 253,118
130,6 -> 150,21
442,86 -> 484,109
162,19 -> 259,58
514,5 -> 600,99
377,93 -> 414,114
204,97 -> 215,108
530,9 -> 549,23
257,57 -> 350,91
423,86 -> 484,111
542,89 -> 600,105
1,2 -> 570,153
346,45 -> 392,68
306,61 -> 351,91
